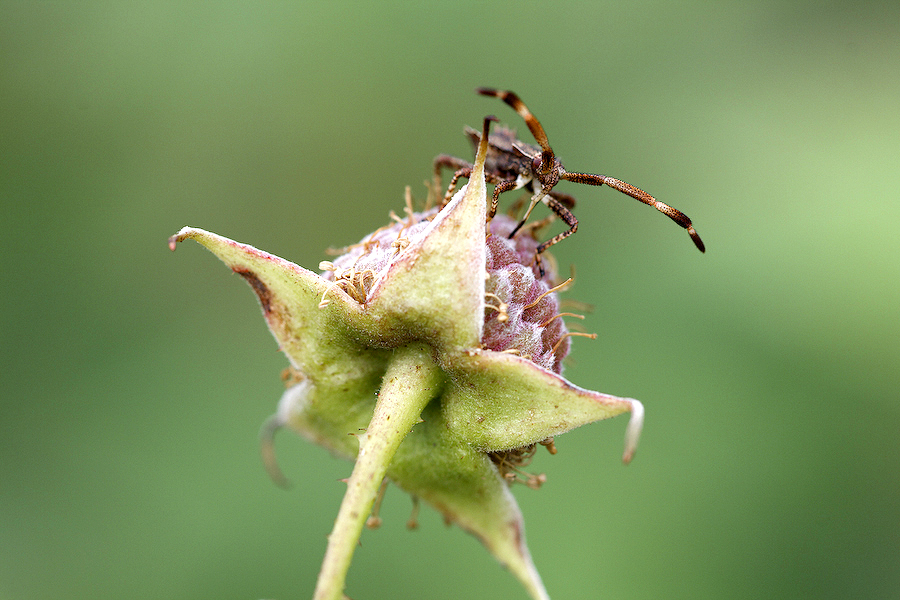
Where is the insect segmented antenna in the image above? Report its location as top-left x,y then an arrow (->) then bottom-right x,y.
563,171 -> 705,252
477,87 -> 555,167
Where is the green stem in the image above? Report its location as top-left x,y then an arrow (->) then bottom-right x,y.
313,343 -> 442,600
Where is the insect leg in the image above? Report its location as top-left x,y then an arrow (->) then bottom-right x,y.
433,155 -> 473,204
508,189 -> 549,239
561,171 -> 705,252
489,179 -> 519,220
444,167 -> 473,206
440,166 -> 511,209
536,195 -> 579,255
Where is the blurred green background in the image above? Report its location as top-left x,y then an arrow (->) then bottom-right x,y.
2,1 -> 898,599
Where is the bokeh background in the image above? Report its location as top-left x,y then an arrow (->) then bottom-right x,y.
3,2 -> 898,599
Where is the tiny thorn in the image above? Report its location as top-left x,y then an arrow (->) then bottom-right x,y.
351,430 -> 369,449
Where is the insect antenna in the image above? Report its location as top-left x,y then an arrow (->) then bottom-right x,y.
562,172 -> 705,252
477,87 -> 557,180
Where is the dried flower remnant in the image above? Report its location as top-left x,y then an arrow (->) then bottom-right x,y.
170,117 -> 644,600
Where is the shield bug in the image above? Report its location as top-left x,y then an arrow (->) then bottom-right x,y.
434,88 -> 705,269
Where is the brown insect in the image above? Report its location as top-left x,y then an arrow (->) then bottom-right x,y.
434,88 -> 705,269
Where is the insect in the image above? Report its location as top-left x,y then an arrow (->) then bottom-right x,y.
433,88 -> 705,270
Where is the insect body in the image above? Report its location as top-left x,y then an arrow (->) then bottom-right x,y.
434,88 -> 705,267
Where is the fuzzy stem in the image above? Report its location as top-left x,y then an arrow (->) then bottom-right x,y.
313,343 -> 442,600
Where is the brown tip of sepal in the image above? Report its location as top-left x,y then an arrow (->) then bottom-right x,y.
168,232 -> 190,251
480,116 -> 496,148
168,227 -> 196,251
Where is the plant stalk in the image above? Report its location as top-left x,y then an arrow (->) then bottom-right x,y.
313,343 -> 442,600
